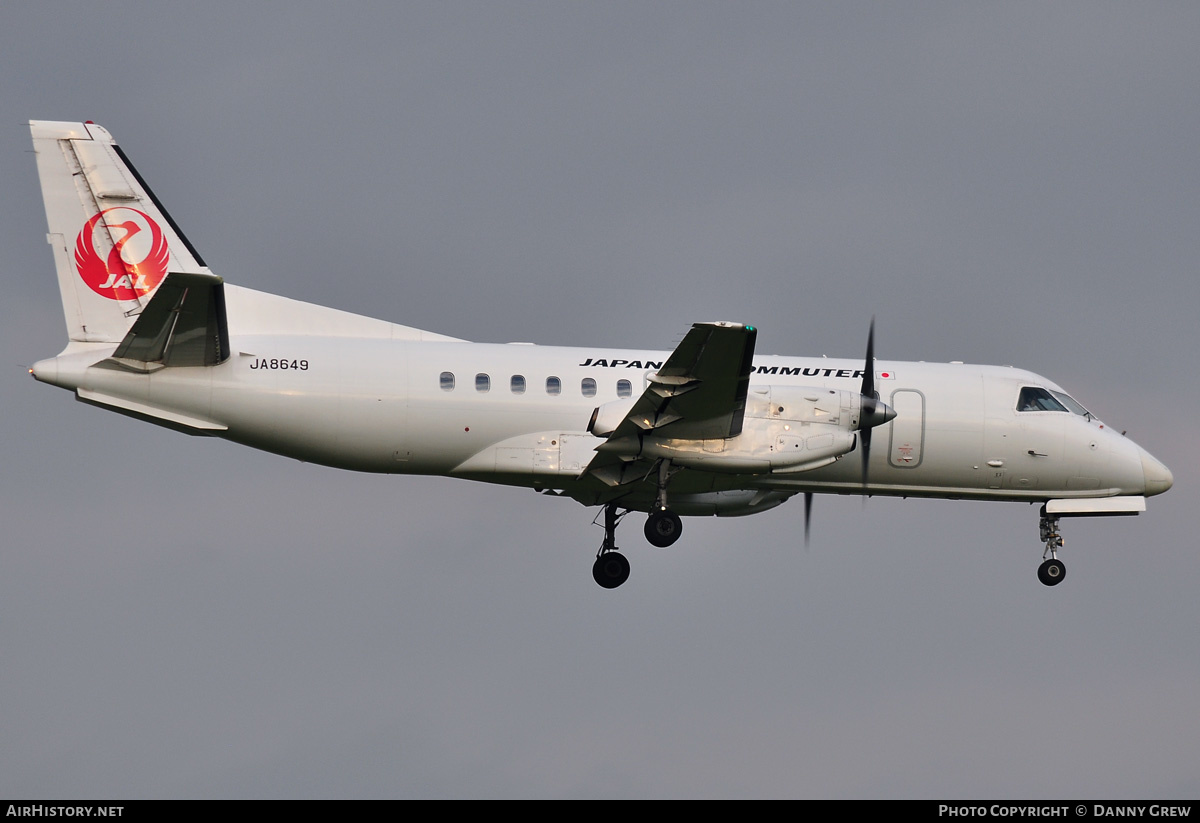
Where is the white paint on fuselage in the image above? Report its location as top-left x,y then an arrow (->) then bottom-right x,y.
34,295 -> 1152,509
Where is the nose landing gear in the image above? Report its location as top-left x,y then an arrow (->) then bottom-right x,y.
1037,513 -> 1066,586
1038,557 -> 1066,586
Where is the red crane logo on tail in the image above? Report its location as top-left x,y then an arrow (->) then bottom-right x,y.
74,208 -> 169,300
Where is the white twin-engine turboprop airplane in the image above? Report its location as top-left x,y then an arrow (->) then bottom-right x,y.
28,121 -> 1173,589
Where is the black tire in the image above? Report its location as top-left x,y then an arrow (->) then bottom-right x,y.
1038,558 -> 1066,587
644,510 -> 683,548
593,552 -> 630,589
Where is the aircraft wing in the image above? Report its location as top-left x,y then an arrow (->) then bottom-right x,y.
583,321 -> 757,485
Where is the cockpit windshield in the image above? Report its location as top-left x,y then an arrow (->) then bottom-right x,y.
1017,387 -> 1068,412
1050,390 -> 1093,420
1016,386 -> 1095,420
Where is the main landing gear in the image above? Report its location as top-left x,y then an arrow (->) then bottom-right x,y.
644,458 -> 683,548
645,509 -> 683,547
593,502 -> 630,589
591,505 -> 685,589
1037,512 -> 1066,587
593,460 -> 685,588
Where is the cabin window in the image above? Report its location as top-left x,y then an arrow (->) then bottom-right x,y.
439,372 -> 455,391
475,373 -> 490,393
581,377 -> 597,398
511,375 -> 526,394
617,379 -> 632,398
1017,386 -> 1067,412
546,376 -> 561,396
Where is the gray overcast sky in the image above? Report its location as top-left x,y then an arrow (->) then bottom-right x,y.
2,2 -> 1197,798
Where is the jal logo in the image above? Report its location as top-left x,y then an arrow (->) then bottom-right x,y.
74,208 -> 169,300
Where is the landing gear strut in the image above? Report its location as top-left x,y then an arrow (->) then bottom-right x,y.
1037,513 -> 1066,587
644,459 -> 683,548
592,502 -> 630,589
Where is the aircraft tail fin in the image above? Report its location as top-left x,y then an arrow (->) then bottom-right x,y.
30,121 -> 211,343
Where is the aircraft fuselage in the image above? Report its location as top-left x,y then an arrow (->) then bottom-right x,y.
33,307 -> 1163,515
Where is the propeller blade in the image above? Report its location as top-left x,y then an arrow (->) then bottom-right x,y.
860,428 -> 872,488
860,317 -> 877,489
861,316 -> 876,401
804,491 -> 813,546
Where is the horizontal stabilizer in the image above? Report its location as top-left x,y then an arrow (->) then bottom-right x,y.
108,272 -> 229,371
77,388 -> 226,433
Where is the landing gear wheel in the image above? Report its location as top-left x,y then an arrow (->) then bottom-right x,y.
1038,558 -> 1066,587
644,510 -> 683,548
593,552 -> 630,589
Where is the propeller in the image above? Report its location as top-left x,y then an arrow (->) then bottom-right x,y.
856,317 -> 896,490
803,319 -> 896,546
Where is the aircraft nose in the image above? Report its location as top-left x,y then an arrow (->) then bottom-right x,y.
1140,447 -> 1174,496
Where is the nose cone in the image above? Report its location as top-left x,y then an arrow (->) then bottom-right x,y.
1140,447 -> 1174,496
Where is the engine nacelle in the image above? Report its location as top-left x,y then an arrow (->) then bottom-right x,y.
744,385 -> 869,429
641,423 -> 857,474
640,385 -> 864,474
592,384 -> 891,474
